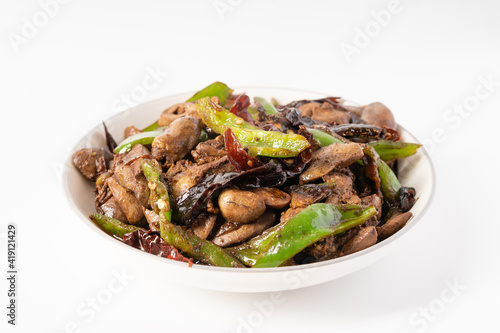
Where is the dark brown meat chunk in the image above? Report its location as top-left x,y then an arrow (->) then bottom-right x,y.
299,102 -> 351,124
212,210 -> 276,247
143,209 -> 160,232
250,188 -> 291,209
72,148 -> 112,181
361,102 -> 397,130
324,171 -> 360,205
152,116 -> 202,165
190,213 -> 217,239
360,194 -> 383,226
303,235 -> 339,262
97,197 -> 127,222
280,207 -> 304,223
94,171 -> 113,208
124,126 -> 142,139
342,226 -> 378,255
113,144 -> 150,167
113,159 -> 149,206
167,156 -> 235,200
287,184 -> 333,208
377,212 -> 413,241
158,102 -> 201,127
300,143 -> 364,184
191,135 -> 227,164
106,177 -> 144,225
165,159 -> 192,180
304,226 -> 361,262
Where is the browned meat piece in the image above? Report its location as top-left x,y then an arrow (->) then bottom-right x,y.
113,144 -> 150,167
107,177 -> 144,225
299,102 -> 351,124
152,116 -> 202,165
72,148 -> 112,181
304,226 -> 361,262
250,188 -> 291,209
218,188 -> 266,224
94,171 -> 113,208
322,171 -> 359,205
377,212 -> 413,241
212,210 -> 276,247
158,102 -> 200,127
165,159 -> 192,180
299,143 -> 364,184
143,208 -> 160,232
113,159 -> 149,206
304,235 -> 339,262
360,194 -> 383,226
324,171 -> 356,198
190,213 -> 217,239
287,184 -> 333,208
342,226 -> 377,255
213,220 -> 240,237
342,104 -> 363,117
191,135 -> 227,164
97,197 -> 127,222
361,102 -> 397,130
124,126 -> 142,139
280,207 -> 304,223
93,145 -> 151,225
168,156 -> 234,200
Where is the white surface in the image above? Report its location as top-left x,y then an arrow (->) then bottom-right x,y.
1,0 -> 498,332
63,88 -> 435,293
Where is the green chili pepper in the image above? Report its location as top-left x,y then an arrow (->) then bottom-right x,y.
306,128 -> 345,146
198,128 -> 209,143
141,158 -> 244,267
247,106 -> 260,119
113,128 -> 166,154
186,81 -> 233,106
367,140 -> 422,161
255,97 -> 278,115
378,158 -> 401,203
141,159 -> 172,222
196,97 -> 310,158
90,213 -> 142,239
142,122 -> 160,132
229,203 -> 376,267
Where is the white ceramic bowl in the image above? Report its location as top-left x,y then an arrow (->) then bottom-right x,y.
62,87 -> 435,293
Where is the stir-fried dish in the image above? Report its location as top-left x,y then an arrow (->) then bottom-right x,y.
72,82 -> 421,268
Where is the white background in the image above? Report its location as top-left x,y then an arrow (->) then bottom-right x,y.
1,0 -> 499,332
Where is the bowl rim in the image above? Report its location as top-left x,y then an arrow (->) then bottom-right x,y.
62,86 -> 436,274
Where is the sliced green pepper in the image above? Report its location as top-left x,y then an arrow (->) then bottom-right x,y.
186,81 -> 233,106
378,157 -> 401,203
255,97 -> 278,115
367,140 -> 422,161
142,122 -> 160,132
306,128 -> 345,146
196,97 -> 310,158
229,203 -> 376,267
141,158 -> 244,267
113,128 -> 166,154
90,213 -> 142,239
